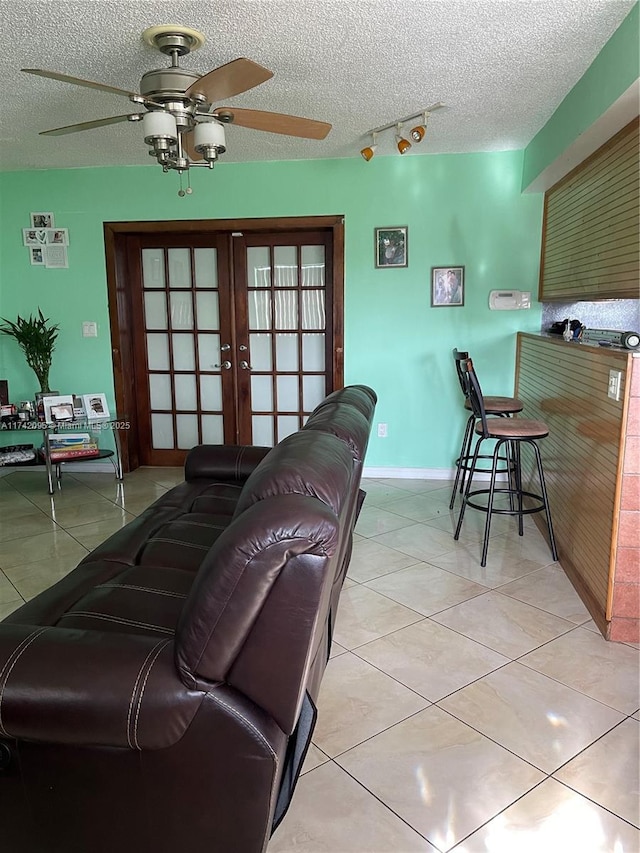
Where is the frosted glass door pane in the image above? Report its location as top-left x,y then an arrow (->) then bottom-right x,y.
198,334 -> 219,371
172,334 -> 195,371
302,334 -> 325,370
146,334 -> 169,370
303,375 -> 325,411
142,249 -> 164,287
252,416 -> 274,446
168,249 -> 192,288
301,245 -> 325,286
174,374 -> 197,410
194,248 -> 218,288
277,416 -> 299,442
274,246 -> 297,287
200,375 -> 222,411
170,291 -> 194,329
251,376 -> 273,411
275,291 -> 298,329
248,291 -> 272,330
144,292 -> 168,330
277,376 -> 299,410
301,290 -> 325,329
249,334 -> 272,371
176,414 -> 198,449
149,374 -> 172,410
247,247 -> 271,288
151,414 -> 174,449
202,415 -> 224,444
276,334 -> 299,371
196,292 -> 220,330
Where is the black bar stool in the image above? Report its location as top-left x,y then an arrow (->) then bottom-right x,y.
449,348 -> 524,509
454,356 -> 558,568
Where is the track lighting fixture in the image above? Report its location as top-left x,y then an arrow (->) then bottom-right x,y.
360,102 -> 444,161
410,112 -> 428,143
360,131 -> 378,161
396,124 -> 411,154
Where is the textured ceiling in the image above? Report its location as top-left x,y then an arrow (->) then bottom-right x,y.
0,0 -> 635,171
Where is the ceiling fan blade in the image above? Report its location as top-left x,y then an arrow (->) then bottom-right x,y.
22,68 -> 143,99
213,107 -> 331,139
40,114 -> 136,136
186,58 -> 273,103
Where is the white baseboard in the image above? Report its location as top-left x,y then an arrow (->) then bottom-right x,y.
362,466 -> 507,482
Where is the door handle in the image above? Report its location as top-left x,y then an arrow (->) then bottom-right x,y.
215,360 -> 232,369
220,343 -> 231,351
239,360 -> 252,370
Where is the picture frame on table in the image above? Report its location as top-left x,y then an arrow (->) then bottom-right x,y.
42,394 -> 75,423
374,226 -> 408,268
82,393 -> 110,419
431,266 -> 465,307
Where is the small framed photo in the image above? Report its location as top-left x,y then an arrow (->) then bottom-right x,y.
44,245 -> 69,269
72,395 -> 86,418
30,246 -> 45,266
431,266 -> 465,307
46,228 -> 68,246
30,212 -> 54,229
42,394 -> 75,423
23,228 -> 48,246
83,393 -> 110,420
375,226 -> 408,268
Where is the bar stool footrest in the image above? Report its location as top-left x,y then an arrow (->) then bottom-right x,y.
466,487 -> 546,516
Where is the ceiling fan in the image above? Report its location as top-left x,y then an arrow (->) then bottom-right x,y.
23,25 -> 332,194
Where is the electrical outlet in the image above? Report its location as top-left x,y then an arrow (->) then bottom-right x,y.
377,423 -> 387,438
608,369 -> 622,401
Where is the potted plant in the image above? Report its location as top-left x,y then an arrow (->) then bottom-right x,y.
0,309 -> 59,394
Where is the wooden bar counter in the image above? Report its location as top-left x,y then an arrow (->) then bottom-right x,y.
515,332 -> 639,642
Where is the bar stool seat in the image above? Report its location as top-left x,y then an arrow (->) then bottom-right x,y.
450,349 -> 523,510
454,357 -> 557,568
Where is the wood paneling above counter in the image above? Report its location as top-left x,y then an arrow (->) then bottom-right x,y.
516,333 -> 639,642
539,118 -> 639,302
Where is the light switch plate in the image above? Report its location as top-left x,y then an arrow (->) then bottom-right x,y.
82,321 -> 98,337
607,369 -> 622,401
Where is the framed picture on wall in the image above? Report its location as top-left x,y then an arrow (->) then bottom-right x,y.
431,266 -> 465,307
375,226 -> 408,268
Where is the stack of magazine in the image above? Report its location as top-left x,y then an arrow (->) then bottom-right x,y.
47,433 -> 99,461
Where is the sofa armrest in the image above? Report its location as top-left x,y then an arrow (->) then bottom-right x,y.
185,444 -> 272,482
0,625 -> 203,749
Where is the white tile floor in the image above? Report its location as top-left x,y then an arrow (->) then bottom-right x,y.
0,469 -> 638,852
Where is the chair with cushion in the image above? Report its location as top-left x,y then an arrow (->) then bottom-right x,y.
453,356 -> 558,567
449,347 -> 524,509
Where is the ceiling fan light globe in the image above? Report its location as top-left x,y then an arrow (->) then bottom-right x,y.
410,125 -> 426,142
142,110 -> 177,143
360,145 -> 376,161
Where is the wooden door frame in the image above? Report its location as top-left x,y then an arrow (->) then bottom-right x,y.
104,215 -> 345,472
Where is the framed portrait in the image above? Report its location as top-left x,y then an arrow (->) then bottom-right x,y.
375,226 -> 408,268
46,228 -> 68,246
23,228 -> 48,246
30,246 -> 45,266
30,212 -> 54,229
83,393 -> 110,419
431,266 -> 465,307
42,394 -> 75,423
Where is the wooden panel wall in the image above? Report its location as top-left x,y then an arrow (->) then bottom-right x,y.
515,334 -> 630,631
539,117 -> 639,301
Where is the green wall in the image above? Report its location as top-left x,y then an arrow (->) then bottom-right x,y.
523,2 -> 639,189
0,150 -> 543,471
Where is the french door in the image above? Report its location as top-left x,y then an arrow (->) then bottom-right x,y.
106,218 -> 344,470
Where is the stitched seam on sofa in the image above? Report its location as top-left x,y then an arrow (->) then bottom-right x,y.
126,638 -> 169,749
131,639 -> 172,750
208,692 -> 278,770
0,626 -> 50,737
57,612 -> 174,634
168,520 -> 227,530
97,583 -> 188,599
235,446 -> 246,481
147,538 -> 210,550
191,535 -> 330,674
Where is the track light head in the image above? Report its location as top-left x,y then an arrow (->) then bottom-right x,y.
396,125 -> 411,154
410,113 -> 428,143
361,131 -> 378,162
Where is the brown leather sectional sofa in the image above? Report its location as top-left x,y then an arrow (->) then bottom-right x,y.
0,384 -> 376,853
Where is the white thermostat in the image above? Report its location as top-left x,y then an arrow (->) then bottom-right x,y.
489,290 -> 531,310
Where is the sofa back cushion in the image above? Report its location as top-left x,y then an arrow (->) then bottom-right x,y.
175,494 -> 339,733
